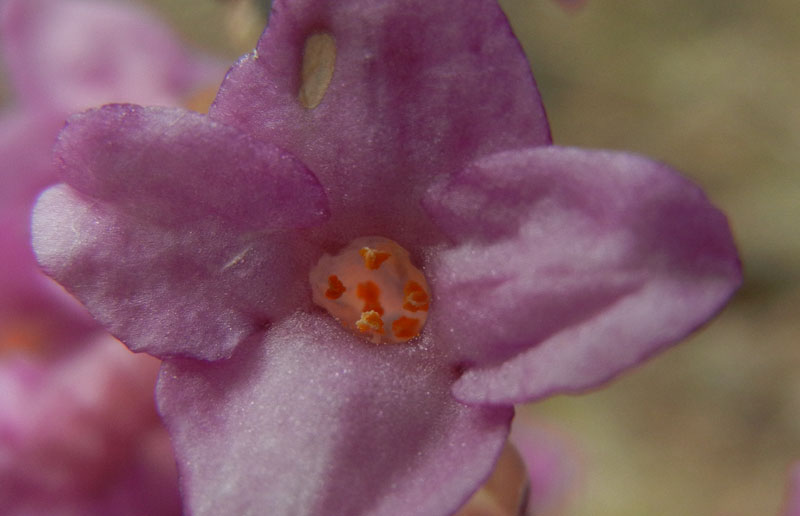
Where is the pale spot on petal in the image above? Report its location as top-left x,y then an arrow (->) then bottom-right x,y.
298,33 -> 336,109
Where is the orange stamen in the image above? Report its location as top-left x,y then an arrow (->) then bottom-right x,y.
403,281 -> 429,312
392,316 -> 420,340
359,247 -> 391,270
325,275 -> 346,299
356,311 -> 384,334
356,281 -> 384,315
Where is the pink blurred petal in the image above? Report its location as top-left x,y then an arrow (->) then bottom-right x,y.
0,336 -> 180,515
157,312 -> 512,516
0,0 -> 223,114
510,417 -> 580,515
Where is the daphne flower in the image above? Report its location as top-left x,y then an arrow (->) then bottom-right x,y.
32,0 -> 741,514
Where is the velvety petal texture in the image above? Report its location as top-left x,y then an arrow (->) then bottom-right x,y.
211,0 -> 550,244
56,104 -> 328,231
422,147 -> 740,403
33,105 -> 329,359
158,313 -> 512,516
0,0 -> 221,114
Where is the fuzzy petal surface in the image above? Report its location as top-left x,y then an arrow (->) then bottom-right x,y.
33,105 -> 329,359
211,0 -> 550,243
157,312 -> 512,516
422,147 -> 741,403
56,104 -> 328,231
0,0 -> 222,114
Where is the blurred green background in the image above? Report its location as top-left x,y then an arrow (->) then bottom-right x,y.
10,0 -> 799,514
134,0 -> 800,513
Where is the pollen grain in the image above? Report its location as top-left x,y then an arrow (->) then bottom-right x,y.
403,281 -> 429,312
356,311 -> 385,334
325,275 -> 346,300
359,247 -> 391,270
356,281 -> 384,315
392,316 -> 420,340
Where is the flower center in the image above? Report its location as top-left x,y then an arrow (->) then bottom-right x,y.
309,237 -> 430,344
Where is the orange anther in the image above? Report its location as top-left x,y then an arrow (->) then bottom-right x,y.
356,310 -> 384,334
356,281 -> 384,315
392,316 -> 420,340
359,247 -> 391,270
325,275 -> 346,299
403,281 -> 429,312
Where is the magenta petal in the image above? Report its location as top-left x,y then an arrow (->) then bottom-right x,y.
0,0 -> 222,113
33,104 -> 329,360
211,0 -> 549,238
422,147 -> 741,403
32,184 -> 322,360
157,312 -> 512,516
56,104 -> 328,231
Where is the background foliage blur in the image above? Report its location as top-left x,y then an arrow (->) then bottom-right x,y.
3,0 -> 797,514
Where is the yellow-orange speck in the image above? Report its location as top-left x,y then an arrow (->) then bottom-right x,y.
359,247 -> 391,270
356,310 -> 385,334
403,281 -> 429,312
309,236 -> 431,344
392,316 -> 420,340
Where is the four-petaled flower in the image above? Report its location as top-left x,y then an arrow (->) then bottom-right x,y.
31,0 -> 741,514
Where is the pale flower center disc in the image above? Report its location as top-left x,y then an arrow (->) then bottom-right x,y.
309,237 -> 430,344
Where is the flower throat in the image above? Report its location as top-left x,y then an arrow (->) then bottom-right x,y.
309,237 -> 430,344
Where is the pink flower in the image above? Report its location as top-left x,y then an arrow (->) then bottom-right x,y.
31,0 -> 741,514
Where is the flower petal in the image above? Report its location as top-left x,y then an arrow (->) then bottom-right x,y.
0,0 -> 222,113
32,184 -> 321,360
422,147 -> 741,403
157,312 -> 512,516
56,104 -> 328,231
210,0 -> 550,240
